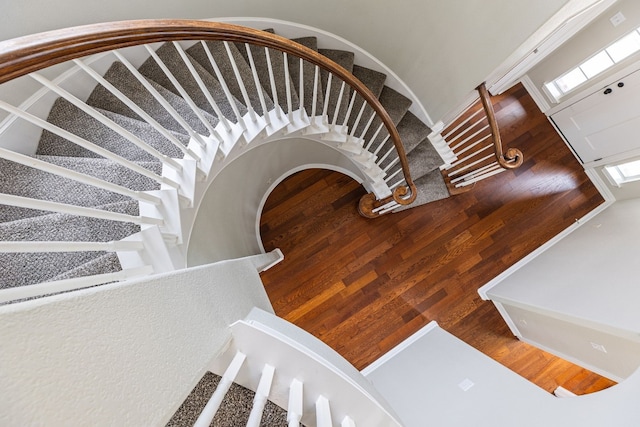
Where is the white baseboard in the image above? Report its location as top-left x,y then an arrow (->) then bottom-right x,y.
361,320 -> 439,377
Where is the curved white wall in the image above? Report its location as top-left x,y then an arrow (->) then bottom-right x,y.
0,1 -> 577,122
187,137 -> 365,266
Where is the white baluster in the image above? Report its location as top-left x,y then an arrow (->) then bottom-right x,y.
456,166 -> 505,187
370,125 -> 388,155
389,178 -> 407,190
72,58 -> 205,154
384,166 -> 403,183
298,57 -> 305,120
0,193 -> 164,226
451,161 -> 500,184
264,48 -> 281,119
448,152 -> 494,176
221,41 -> 257,122
287,379 -> 303,427
383,157 -> 400,173
244,43 -> 270,125
30,73 -> 183,172
112,51 -> 209,147
311,65 -> 320,118
0,147 -> 161,205
246,364 -> 275,427
442,105 -> 484,141
449,123 -> 490,151
199,42 -> 246,131
341,91 -> 358,129
454,133 -> 492,156
361,112 -> 378,150
331,81 -> 347,129
0,100 -> 178,188
144,45 -> 219,136
170,42 -> 228,142
283,52 -> 293,120
322,73 -> 333,122
316,395 -> 333,427
194,351 -> 246,427
349,101 -> 368,138
0,240 -> 143,253
0,265 -> 154,304
376,142 -> 395,166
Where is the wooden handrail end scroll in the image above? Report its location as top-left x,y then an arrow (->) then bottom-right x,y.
358,183 -> 417,218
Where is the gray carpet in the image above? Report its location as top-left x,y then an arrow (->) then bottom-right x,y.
166,372 -> 289,427
187,41 -> 275,116
1,25 -> 450,420
3,25 -> 449,295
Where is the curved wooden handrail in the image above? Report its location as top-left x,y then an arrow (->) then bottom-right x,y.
477,83 -> 523,169
0,19 -> 417,212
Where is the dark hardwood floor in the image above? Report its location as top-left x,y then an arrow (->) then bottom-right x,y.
259,84 -> 615,395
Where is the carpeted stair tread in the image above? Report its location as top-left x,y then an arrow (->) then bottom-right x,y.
288,36 -> 324,114
138,43 -> 247,122
0,200 -> 140,289
393,169 -> 449,212
0,156 -> 157,223
367,88 -> 416,170
37,98 -> 190,161
47,252 -> 122,283
187,40 -> 275,116
36,155 -> 162,187
235,28 -> 300,113
383,112 -> 444,181
318,49 -> 354,124
406,135 -> 446,178
347,65 -> 388,135
86,61 -> 217,136
396,111 -> 434,155
166,371 -> 288,427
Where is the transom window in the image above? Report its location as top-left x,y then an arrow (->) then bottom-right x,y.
545,27 -> 640,101
604,159 -> 640,186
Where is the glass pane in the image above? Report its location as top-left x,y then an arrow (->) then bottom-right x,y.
606,31 -> 640,62
580,51 -> 614,78
555,68 -> 587,93
544,82 -> 562,100
605,165 -> 623,184
616,159 -> 640,178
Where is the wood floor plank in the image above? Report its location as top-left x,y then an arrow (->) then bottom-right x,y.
259,84 -> 615,395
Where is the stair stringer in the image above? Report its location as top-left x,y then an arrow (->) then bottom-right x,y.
111,103 -> 394,273
175,118 -> 391,268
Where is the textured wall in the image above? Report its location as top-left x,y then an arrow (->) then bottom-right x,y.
0,256 -> 274,426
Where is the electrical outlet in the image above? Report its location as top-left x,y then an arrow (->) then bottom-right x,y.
458,378 -> 475,391
590,342 -> 607,353
610,12 -> 626,27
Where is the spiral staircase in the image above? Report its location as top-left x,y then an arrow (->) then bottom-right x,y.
0,21 -> 455,302
0,19 -> 454,426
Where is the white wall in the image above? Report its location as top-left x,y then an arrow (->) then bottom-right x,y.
364,322 -> 640,426
187,137 -> 365,266
0,255 -> 275,426
486,199 -> 640,380
0,0 -> 578,123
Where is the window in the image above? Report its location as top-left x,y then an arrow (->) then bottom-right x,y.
545,27 -> 640,101
604,159 -> 640,186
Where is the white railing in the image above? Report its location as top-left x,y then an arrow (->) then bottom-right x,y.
202,308 -> 402,426
0,20 -> 416,303
440,83 -> 523,192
